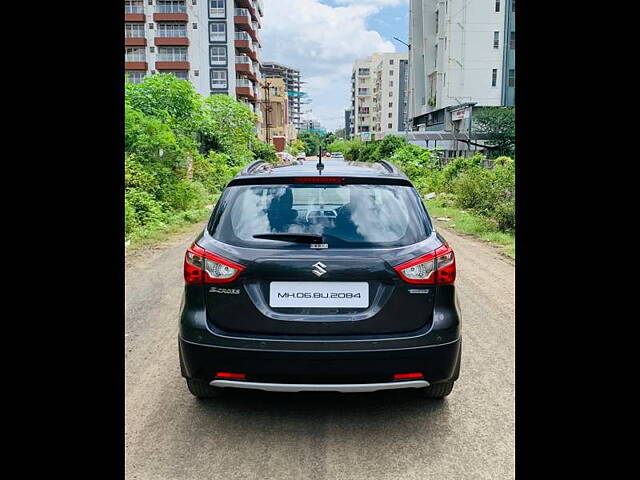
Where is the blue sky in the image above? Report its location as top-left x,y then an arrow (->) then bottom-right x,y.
261,0 -> 410,131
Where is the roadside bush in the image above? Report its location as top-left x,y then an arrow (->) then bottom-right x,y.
126,188 -> 165,227
493,201 -> 515,232
251,139 -> 278,163
125,74 -> 259,242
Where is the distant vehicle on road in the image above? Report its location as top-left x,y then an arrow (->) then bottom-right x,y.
330,152 -> 345,160
179,159 -> 461,400
296,152 -> 306,160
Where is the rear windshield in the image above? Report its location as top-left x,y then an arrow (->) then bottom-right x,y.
208,184 -> 432,249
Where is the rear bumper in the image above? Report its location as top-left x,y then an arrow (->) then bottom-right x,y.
210,379 -> 429,392
179,336 -> 461,386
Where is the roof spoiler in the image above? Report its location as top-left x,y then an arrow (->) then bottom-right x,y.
241,159 -> 270,175
376,160 -> 400,175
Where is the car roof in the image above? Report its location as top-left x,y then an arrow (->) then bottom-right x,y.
229,159 -> 410,186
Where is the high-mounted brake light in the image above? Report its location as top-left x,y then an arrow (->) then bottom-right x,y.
393,244 -> 456,285
183,243 -> 245,285
294,177 -> 345,183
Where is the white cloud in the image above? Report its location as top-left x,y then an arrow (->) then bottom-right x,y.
261,0 -> 396,131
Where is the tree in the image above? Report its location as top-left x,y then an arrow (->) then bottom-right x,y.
298,130 -> 322,155
198,94 -> 257,164
334,128 -> 346,139
473,107 -> 515,158
125,73 -> 201,131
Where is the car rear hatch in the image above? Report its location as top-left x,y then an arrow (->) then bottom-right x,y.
199,248 -> 439,335
198,174 -> 441,336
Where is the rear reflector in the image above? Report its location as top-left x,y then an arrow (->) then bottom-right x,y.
294,177 -> 344,183
393,373 -> 424,380
215,372 -> 246,380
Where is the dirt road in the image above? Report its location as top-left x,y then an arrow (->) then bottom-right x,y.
125,221 -> 514,480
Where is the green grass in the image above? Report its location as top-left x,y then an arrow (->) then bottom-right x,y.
125,194 -> 221,251
425,196 -> 515,259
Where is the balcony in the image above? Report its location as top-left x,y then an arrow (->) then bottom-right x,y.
236,0 -> 262,22
235,55 -> 256,81
154,3 -> 187,22
125,37 -> 146,46
236,78 -> 256,102
154,37 -> 189,46
125,61 -> 148,70
234,31 -> 253,53
156,61 -> 189,70
234,9 -> 260,43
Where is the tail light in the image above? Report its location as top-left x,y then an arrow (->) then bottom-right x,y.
393,244 -> 456,285
184,243 -> 245,285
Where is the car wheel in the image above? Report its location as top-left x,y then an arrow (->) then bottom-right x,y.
416,380 -> 455,399
186,378 -> 224,399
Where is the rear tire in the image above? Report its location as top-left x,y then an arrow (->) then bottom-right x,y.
186,378 -> 224,399
416,380 -> 455,399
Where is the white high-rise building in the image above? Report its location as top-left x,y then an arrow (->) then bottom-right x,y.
124,0 -> 265,124
408,0 -> 515,129
348,52 -> 409,139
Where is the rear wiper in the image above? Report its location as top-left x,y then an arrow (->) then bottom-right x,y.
253,233 -> 324,244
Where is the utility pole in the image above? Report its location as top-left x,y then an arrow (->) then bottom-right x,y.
261,81 -> 273,144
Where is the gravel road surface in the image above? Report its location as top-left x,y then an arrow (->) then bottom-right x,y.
125,221 -> 514,480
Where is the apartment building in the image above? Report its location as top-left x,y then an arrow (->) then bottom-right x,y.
408,0 -> 516,129
124,0 -> 265,124
348,53 -> 409,139
261,62 -> 305,130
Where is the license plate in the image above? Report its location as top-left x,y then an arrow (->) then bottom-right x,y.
269,282 -> 369,308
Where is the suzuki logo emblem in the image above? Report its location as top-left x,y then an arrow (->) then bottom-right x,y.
312,262 -> 327,277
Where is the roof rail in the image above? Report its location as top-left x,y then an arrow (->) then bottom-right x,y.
242,159 -> 269,175
377,160 -> 399,174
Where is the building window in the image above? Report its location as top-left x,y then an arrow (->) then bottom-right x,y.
389,102 -> 393,108
193,23 -> 198,29
389,59 -> 394,65
389,81 -> 393,87
434,45 -> 438,67
210,0 -> 225,18
157,0 -> 186,13
508,69 -> 515,87
435,10 -> 439,33
491,68 -> 497,87
512,0 -> 515,12
210,46 -> 227,65
358,88 -> 369,95
209,22 -> 226,42
157,23 -> 187,37
125,47 -> 146,62
125,23 -> 145,38
388,113 -> 393,118
388,123 -> 393,129
148,23 -> 154,29
510,31 -> 515,49
150,46 -> 155,52
126,71 -> 145,83
210,69 -> 227,89
389,91 -> 393,97
163,70 -> 188,80
157,46 -> 187,61
494,31 -> 499,48
389,70 -> 394,76
495,0 -> 500,12
125,0 -> 144,14
358,68 -> 370,76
